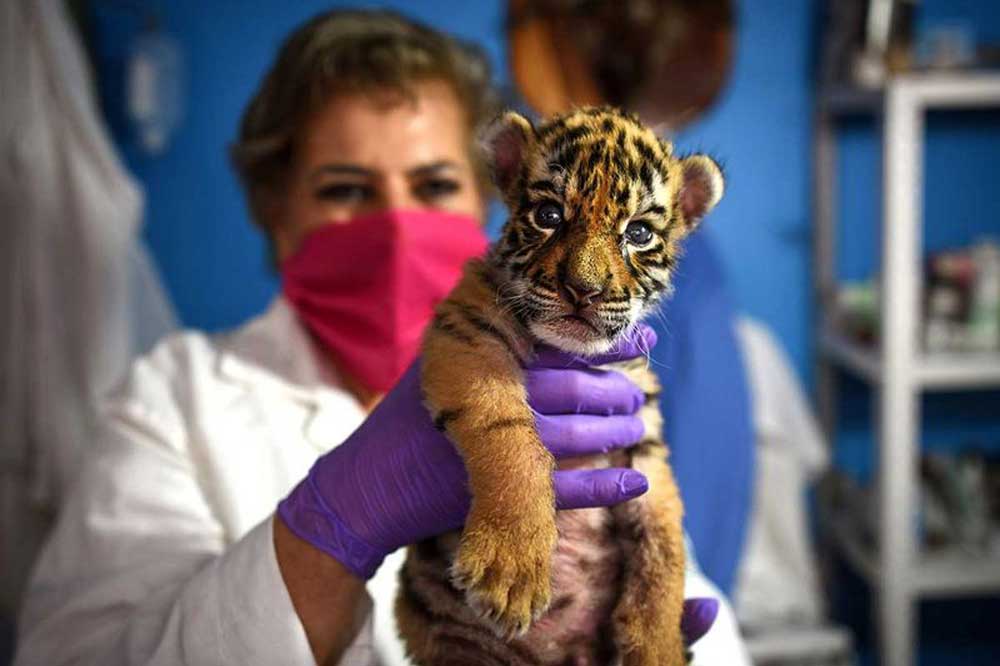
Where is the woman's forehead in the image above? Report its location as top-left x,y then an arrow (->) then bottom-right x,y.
297,81 -> 471,175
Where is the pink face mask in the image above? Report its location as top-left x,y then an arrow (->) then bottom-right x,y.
281,209 -> 489,394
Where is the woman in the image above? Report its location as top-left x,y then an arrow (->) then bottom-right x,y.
15,10 -> 749,665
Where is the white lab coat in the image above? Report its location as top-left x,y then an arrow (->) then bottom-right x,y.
15,297 -> 750,665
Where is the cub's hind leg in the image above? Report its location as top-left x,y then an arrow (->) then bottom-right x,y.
610,440 -> 687,666
608,362 -> 687,666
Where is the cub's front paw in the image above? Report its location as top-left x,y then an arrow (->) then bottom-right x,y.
450,518 -> 557,637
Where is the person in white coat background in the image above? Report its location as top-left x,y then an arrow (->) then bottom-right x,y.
14,9 -> 750,666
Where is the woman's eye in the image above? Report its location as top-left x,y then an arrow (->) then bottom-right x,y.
624,220 -> 654,246
316,183 -> 372,203
416,179 -> 460,200
535,202 -> 563,228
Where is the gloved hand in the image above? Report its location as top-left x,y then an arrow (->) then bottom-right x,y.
278,325 -> 658,580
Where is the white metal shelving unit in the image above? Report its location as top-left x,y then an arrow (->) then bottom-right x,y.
814,73 -> 1000,666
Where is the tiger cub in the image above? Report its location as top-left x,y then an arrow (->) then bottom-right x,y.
396,106 -> 724,666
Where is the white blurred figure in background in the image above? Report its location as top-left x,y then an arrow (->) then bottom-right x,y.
0,0 -> 176,640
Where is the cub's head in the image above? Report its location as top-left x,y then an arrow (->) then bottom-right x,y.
483,106 -> 724,355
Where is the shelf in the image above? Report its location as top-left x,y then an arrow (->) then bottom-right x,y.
814,65 -> 1000,666
820,329 -> 1000,390
820,72 -> 1000,115
830,511 -> 1000,598
744,625 -> 854,664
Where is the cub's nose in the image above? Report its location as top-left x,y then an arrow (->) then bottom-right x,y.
563,278 -> 605,307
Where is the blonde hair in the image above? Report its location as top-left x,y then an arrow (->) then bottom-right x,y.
230,9 -> 499,233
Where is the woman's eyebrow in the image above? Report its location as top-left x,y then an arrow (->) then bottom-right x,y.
407,160 -> 460,178
310,164 -> 372,180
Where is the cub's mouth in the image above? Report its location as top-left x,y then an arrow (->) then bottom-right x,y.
513,280 -> 639,355
531,308 -> 623,356
558,313 -> 601,333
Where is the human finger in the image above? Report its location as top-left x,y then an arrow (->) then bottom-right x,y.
552,468 -> 649,509
526,367 -> 643,415
536,414 -> 645,459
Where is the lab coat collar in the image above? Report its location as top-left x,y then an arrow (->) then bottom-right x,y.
216,296 -> 346,407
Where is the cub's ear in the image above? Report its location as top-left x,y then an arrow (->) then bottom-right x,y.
678,155 -> 725,229
481,111 -> 536,196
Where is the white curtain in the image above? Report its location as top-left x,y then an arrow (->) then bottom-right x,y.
0,0 -> 177,618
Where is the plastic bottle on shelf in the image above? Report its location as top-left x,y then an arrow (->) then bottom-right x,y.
127,23 -> 184,155
968,239 -> 1000,352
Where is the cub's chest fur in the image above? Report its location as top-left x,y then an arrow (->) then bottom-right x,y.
396,106 -> 724,666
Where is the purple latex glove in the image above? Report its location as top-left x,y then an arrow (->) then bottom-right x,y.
682,597 -> 720,647
278,325 -> 658,580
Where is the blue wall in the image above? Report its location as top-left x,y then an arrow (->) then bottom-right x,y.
675,0 -> 814,381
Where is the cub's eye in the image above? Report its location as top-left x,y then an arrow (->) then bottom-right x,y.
624,220 -> 654,246
535,202 -> 563,229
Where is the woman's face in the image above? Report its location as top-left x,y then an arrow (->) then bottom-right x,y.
273,80 -> 485,262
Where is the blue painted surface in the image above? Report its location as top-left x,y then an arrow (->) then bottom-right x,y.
676,0 -> 815,383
